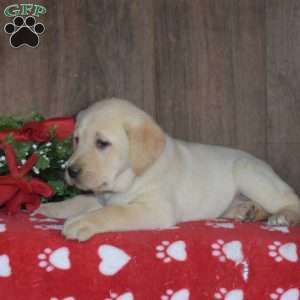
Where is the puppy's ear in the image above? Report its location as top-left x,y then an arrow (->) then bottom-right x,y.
125,118 -> 166,175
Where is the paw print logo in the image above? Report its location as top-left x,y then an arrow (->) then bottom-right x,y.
268,241 -> 298,262
214,288 -> 244,300
38,247 -> 71,272
4,16 -> 45,48
156,240 -> 187,263
160,288 -> 190,300
270,288 -> 299,300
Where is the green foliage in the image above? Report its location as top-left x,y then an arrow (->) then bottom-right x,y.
30,113 -> 45,122
0,117 -> 23,131
0,113 -> 45,131
35,154 -> 50,170
0,114 -> 81,202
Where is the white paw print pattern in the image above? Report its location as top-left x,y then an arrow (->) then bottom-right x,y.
161,288 -> 190,300
30,216 -> 60,223
261,225 -> 289,234
50,297 -> 75,300
214,288 -> 244,300
98,245 -> 131,276
0,254 -> 11,277
156,241 -> 187,263
104,291 -> 134,300
211,240 -> 244,264
206,221 -> 235,229
34,224 -> 64,231
38,247 -> 71,272
268,241 -> 298,262
270,288 -> 299,300
0,223 -> 6,233
31,216 -> 63,231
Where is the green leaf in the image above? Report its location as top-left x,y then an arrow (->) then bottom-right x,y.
29,112 -> 45,122
0,116 -> 23,130
14,142 -> 33,161
4,134 -> 15,145
3,135 -> 33,162
48,180 -> 65,196
35,155 -> 50,170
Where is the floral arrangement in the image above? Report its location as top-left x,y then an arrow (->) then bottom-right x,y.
0,113 -> 80,214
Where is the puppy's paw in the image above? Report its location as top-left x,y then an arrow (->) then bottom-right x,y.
33,203 -> 61,218
63,217 -> 95,242
223,199 -> 268,222
267,214 -> 290,226
231,202 -> 260,222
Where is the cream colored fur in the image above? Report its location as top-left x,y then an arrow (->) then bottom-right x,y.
35,98 -> 300,241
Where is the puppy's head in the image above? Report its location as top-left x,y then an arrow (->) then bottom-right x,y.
66,98 -> 166,193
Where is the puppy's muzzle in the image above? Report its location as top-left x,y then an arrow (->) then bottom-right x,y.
67,164 -> 81,179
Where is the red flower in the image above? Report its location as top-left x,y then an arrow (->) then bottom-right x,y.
0,143 -> 53,214
0,117 -> 75,143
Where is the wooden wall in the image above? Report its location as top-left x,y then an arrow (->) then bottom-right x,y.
1,1 -> 300,192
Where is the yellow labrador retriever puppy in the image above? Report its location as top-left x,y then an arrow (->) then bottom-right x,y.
35,98 -> 300,241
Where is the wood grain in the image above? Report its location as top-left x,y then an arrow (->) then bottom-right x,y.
1,0 -> 300,192
266,0 -> 300,143
232,0 -> 267,160
0,0 -> 155,116
266,0 -> 300,192
154,0 -> 236,144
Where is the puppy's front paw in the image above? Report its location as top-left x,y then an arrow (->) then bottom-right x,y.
33,203 -> 60,218
63,217 -> 95,242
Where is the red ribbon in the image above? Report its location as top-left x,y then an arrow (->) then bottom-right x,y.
0,117 -> 75,143
0,143 -> 54,214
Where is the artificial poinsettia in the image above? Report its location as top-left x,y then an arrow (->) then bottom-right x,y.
0,114 -> 81,213
0,143 -> 53,214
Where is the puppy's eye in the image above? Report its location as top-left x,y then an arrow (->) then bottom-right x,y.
96,139 -> 111,150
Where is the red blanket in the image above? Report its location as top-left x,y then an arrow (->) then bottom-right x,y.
0,213 -> 299,300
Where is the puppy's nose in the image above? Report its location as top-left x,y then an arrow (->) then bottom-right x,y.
67,165 -> 81,179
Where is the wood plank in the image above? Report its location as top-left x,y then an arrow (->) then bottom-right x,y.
0,0 -> 155,117
232,0 -> 267,160
0,0 -> 84,116
0,0 -> 49,116
153,0 -> 236,144
86,0 -> 155,116
268,143 -> 300,195
266,0 -> 300,192
266,0 -> 300,143
0,0 -> 299,194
